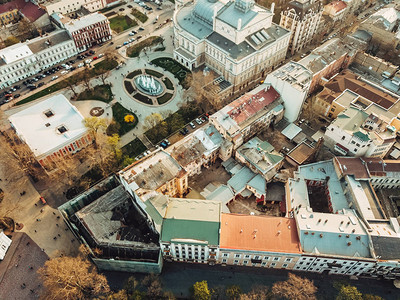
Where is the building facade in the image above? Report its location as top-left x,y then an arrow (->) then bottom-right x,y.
173,0 -> 290,99
60,12 -> 112,52
323,0 -> 348,22
210,83 -> 284,149
0,30 -> 77,88
40,0 -> 120,15
8,94 -> 92,167
265,61 -> 312,122
280,0 -> 323,55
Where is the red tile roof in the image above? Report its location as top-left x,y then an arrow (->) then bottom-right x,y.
334,157 -> 400,179
327,1 -> 347,13
0,0 -> 45,22
220,214 -> 302,253
227,86 -> 280,126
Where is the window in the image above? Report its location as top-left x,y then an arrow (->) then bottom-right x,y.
243,260 -> 248,265
264,256 -> 270,260
234,254 -> 241,258
271,262 -> 276,267
282,264 -> 288,268
244,255 -> 250,259
57,125 -> 68,134
234,260 -> 239,264
223,253 -> 229,257
273,257 -> 280,261
44,109 -> 54,118
222,258 -> 227,263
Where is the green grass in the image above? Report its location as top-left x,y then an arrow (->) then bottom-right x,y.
76,84 -> 113,103
151,57 -> 191,88
144,104 -> 200,144
109,15 -> 137,33
16,59 -> 118,106
122,138 -> 147,158
127,36 -> 163,58
131,8 -> 148,23
157,93 -> 173,105
144,69 -> 163,78
112,102 -> 138,135
127,69 -> 142,79
163,77 -> 173,90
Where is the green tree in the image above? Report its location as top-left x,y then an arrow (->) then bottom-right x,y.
363,294 -> 383,300
226,285 -> 242,299
4,36 -> 19,47
192,281 -> 211,300
272,273 -> 317,300
336,285 -> 363,300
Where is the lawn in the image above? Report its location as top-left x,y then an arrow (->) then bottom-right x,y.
16,59 -> 118,106
76,84 -> 113,103
127,36 -> 163,57
109,15 -> 137,33
131,8 -> 148,23
163,77 -> 174,90
144,104 -> 200,144
151,57 -> 191,88
127,69 -> 142,79
122,138 -> 147,158
112,102 -> 138,135
133,93 -> 152,105
124,81 -> 135,94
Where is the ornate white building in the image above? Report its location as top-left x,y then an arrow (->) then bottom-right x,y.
280,0 -> 323,55
173,0 -> 290,99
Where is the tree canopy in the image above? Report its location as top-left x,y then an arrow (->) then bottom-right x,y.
272,273 -> 317,300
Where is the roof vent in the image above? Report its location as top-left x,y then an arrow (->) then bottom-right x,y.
356,236 -> 361,240
45,123 -> 51,127
346,235 -> 350,238
324,219 -> 328,223
347,242 -> 352,246
318,219 -> 321,223
319,233 -> 323,238
352,229 -> 355,233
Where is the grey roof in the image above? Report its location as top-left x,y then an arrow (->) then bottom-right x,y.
247,174 -> 266,195
351,29 -> 373,42
371,235 -> 400,260
285,0 -> 322,20
216,1 -> 258,29
176,5 -> 213,39
27,30 -> 72,54
227,166 -> 257,193
245,24 -> 290,50
281,123 -> 302,140
206,184 -> 234,204
193,0 -> 224,27
207,31 -> 256,60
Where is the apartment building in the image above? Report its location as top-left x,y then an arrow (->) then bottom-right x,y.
323,0 -> 348,22
173,0 -> 290,99
40,0 -> 120,14
280,0 -> 323,55
53,12 -> 112,52
119,150 -> 189,198
210,83 -> 284,149
218,214 -> 302,269
265,61 -> 312,122
0,30 -> 77,88
8,94 -> 92,167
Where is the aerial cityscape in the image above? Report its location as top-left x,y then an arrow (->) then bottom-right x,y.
0,0 -> 400,298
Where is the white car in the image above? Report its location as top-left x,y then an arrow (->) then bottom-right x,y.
51,75 -> 59,81
195,118 -> 202,125
129,32 -> 135,36
77,63 -> 84,68
60,70 -> 68,75
85,59 -> 92,64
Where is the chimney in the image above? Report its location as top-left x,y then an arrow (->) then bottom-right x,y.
237,18 -> 242,30
271,2 -> 275,13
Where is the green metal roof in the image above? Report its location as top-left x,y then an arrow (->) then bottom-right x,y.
161,219 -> 220,245
145,200 -> 163,227
353,130 -> 370,142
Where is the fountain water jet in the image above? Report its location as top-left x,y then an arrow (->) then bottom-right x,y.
134,75 -> 164,96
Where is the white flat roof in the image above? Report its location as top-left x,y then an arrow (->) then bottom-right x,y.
0,43 -> 33,64
9,94 -> 88,157
0,231 -> 11,260
64,12 -> 107,32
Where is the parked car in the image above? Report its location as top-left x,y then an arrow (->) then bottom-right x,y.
61,70 -> 69,75
51,75 -> 58,81
70,66 -> 76,71
200,117 -> 206,123
136,35 -> 143,40
85,59 -> 92,64
93,56 -> 98,60
189,122 -> 196,129
38,82 -> 45,87
139,27 -> 145,31
89,50 -> 95,55
131,30 -> 137,34
129,32 -> 135,36
116,45 -> 122,49
195,118 -> 202,125
123,41 -> 129,45
14,85 -> 21,90
98,53 -> 104,58
14,94 -> 20,98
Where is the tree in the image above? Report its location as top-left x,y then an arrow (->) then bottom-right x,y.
37,245 -> 110,299
336,285 -> 363,300
64,76 -> 79,98
98,67 -> 110,85
192,281 -> 211,300
4,36 -> 19,47
240,285 -> 271,300
17,18 -> 35,36
272,273 -> 317,300
226,285 -> 242,299
144,113 -> 163,129
84,117 -> 107,137
363,295 -> 383,300
81,67 -> 92,91
184,71 -> 222,113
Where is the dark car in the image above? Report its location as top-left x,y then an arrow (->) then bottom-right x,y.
0,99 -> 7,106
139,27 -> 145,31
14,94 -> 20,98
89,50 -> 95,55
70,66 -> 76,71
38,82 -> 45,87
131,30 -> 137,34
14,85 -> 21,90
69,60 -> 75,64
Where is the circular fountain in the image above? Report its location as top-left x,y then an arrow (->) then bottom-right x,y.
134,75 -> 164,96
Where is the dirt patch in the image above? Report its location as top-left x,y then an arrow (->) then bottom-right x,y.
188,160 -> 231,192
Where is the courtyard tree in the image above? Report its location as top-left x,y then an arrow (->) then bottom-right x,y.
17,18 -> 35,37
239,285 -> 271,300
4,36 -> 19,47
336,285 -> 363,300
272,273 -> 317,300
97,67 -> 111,85
64,76 -> 79,98
38,245 -> 110,300
81,67 -> 93,91
144,113 -> 163,129
84,117 -> 107,140
226,285 -> 242,299
192,280 -> 211,300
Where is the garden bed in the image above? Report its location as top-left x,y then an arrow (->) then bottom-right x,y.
131,8 -> 148,23
157,93 -> 173,105
124,81 -> 135,94
127,36 -> 163,57
109,15 -> 137,33
133,93 -> 153,105
151,57 -> 191,88
76,84 -> 113,103
163,77 -> 174,90
126,69 -> 142,79
112,102 -> 138,135
144,69 -> 163,78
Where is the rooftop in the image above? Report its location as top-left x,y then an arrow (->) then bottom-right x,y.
164,198 -> 221,223
119,150 -> 185,193
64,12 -> 108,32
269,61 -> 312,92
28,30 -> 72,54
286,142 -> 315,165
324,1 -> 347,14
8,94 -> 87,157
0,43 -> 33,64
220,214 -> 302,253
227,165 -> 257,193
284,0 -> 322,20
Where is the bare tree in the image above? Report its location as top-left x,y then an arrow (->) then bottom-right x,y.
81,67 -> 92,91
17,18 -> 35,36
272,273 -> 317,300
38,245 -> 110,300
97,67 -> 110,85
64,76 -> 79,99
144,113 -> 163,129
